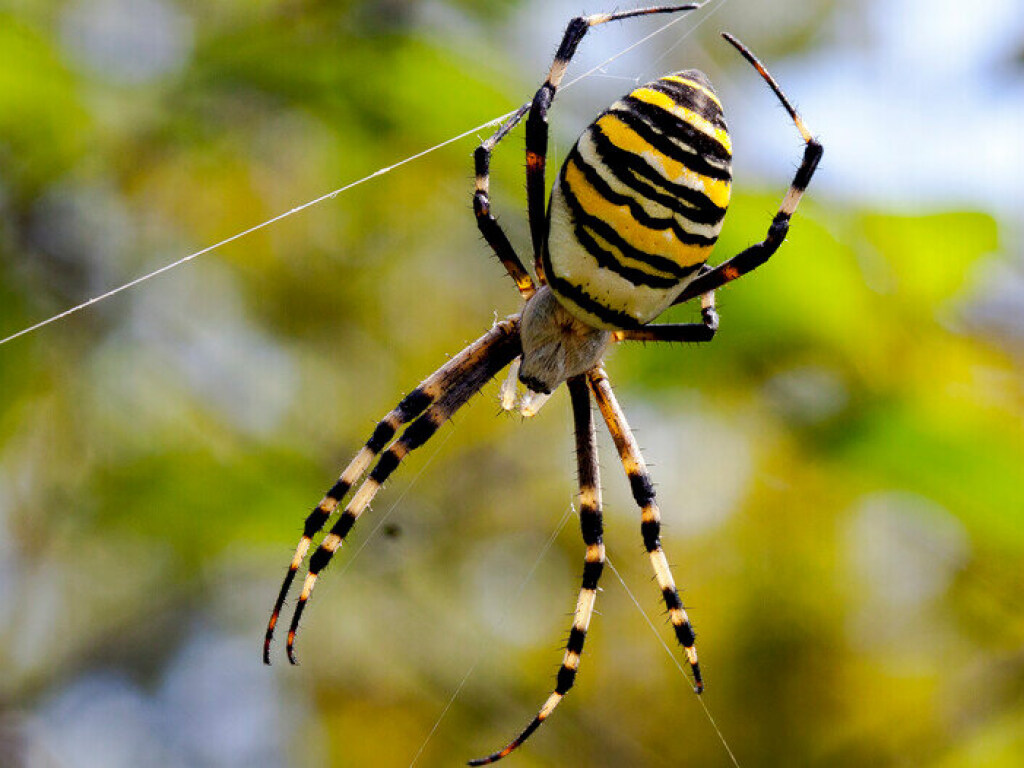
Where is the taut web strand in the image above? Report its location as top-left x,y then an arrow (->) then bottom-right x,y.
0,5 -> 711,349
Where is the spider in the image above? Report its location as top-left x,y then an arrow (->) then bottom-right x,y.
264,4 -> 821,763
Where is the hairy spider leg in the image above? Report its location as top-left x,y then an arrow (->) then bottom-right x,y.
264,322 -> 523,662
284,319 -> 522,663
265,353 -> 483,662
474,102 -> 536,298
523,4 -> 705,280
673,33 -> 822,307
588,367 -> 703,692
469,375 -> 605,765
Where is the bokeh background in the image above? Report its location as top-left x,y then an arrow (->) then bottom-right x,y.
1,1 -> 1022,766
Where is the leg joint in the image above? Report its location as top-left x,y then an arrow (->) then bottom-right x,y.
701,305 -> 719,334
766,216 -> 789,248
473,191 -> 489,217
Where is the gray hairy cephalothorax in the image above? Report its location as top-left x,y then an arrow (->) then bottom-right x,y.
518,286 -> 612,394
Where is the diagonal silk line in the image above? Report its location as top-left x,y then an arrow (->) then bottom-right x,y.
0,3 -> 712,348
407,506 -> 575,768
0,117 -> 510,348
605,553 -> 741,768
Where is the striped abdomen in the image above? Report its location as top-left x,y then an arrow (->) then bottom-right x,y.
543,70 -> 732,329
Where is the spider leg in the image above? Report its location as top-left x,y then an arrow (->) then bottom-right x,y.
265,387 -> 433,662
469,375 -> 604,765
673,33 -> 822,307
587,366 -> 703,692
524,4 -> 705,279
475,103 -> 536,299
266,319 -> 521,662
614,283 -> 718,343
283,319 -> 522,664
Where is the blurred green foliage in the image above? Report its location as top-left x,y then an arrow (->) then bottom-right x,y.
0,2 -> 1022,767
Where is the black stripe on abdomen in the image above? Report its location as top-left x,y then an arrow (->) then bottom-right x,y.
589,124 -> 727,226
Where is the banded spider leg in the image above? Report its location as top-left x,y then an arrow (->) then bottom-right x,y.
264,318 -> 522,664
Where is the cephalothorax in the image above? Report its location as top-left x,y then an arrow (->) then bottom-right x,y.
264,4 -> 821,763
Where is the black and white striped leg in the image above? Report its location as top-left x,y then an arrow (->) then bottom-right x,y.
264,384 -> 431,663
614,287 -> 718,343
587,367 -> 703,693
469,376 -> 604,765
474,102 -> 536,298
674,33 -> 822,307
264,323 -> 521,662
524,4 -> 705,276
267,318 -> 522,664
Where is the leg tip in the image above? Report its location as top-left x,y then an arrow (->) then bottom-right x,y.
467,754 -> 502,766
692,664 -> 704,694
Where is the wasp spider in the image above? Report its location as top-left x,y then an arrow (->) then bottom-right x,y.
264,4 -> 821,763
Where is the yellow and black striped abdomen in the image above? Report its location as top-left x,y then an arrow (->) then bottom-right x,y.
543,70 -> 732,329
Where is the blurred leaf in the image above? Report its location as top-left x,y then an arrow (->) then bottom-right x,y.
0,15 -> 90,194
863,210 -> 999,307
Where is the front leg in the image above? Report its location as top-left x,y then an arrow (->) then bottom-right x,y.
674,33 -> 822,306
523,5 -> 704,277
474,103 -> 536,298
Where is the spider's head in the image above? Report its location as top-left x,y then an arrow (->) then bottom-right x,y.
518,285 -> 611,399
